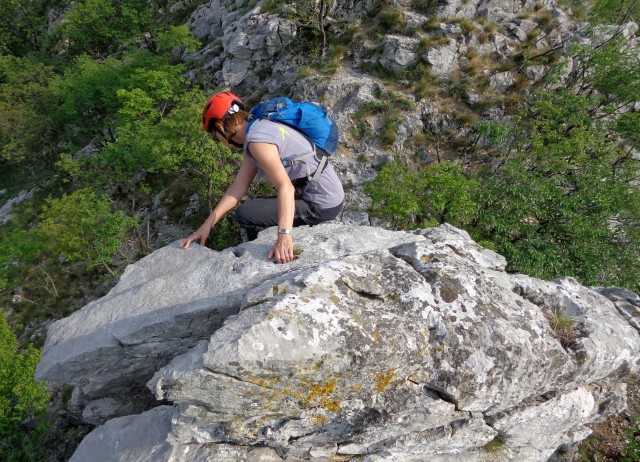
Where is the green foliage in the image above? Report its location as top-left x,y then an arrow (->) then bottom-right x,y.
623,415 -> 640,461
38,189 -> 137,271
145,89 -> 243,209
0,56 -> 56,164
51,54 -> 129,144
474,121 -> 513,148
352,94 -> 413,148
0,0 -> 56,56
411,0 -> 437,15
588,0 -> 639,24
417,162 -> 479,228
475,89 -> 640,288
56,0 -> 153,56
365,161 -> 478,230
155,25 -> 201,56
365,161 -> 420,229
0,227 -> 49,296
376,7 -> 405,33
572,38 -> 640,108
52,30 -> 193,148
0,312 -> 50,461
615,112 -> 640,151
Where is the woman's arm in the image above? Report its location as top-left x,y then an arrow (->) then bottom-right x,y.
180,155 -> 257,249
249,141 -> 296,263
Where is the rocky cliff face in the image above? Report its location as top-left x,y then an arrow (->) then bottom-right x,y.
177,0 -> 638,231
36,224 -> 640,461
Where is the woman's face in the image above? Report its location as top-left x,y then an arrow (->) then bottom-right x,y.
211,128 -> 242,150
229,127 -> 246,146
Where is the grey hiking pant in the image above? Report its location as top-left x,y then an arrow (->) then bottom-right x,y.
235,197 -> 343,241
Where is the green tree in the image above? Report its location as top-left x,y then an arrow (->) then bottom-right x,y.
475,89 -> 640,288
52,26 -> 198,158
0,227 -> 49,297
365,161 -> 478,230
569,37 -> 640,111
365,161 -> 422,229
38,189 -> 138,274
416,162 -> 479,228
0,56 -> 56,164
589,0 -> 639,24
0,312 -> 50,461
51,54 -> 129,146
55,0 -> 153,57
0,0 -> 56,56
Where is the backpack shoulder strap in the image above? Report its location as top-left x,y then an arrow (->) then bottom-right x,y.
246,117 -> 329,181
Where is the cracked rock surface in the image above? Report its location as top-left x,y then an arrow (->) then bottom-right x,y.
36,224 -> 640,461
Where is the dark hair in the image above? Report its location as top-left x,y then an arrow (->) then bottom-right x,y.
217,110 -> 249,139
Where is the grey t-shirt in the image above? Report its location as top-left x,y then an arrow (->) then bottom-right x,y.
245,119 -> 344,209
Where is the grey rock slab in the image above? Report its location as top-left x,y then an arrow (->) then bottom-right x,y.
379,36 -> 419,72
424,42 -> 460,75
70,405 -> 282,462
489,71 -> 516,92
489,387 -> 608,461
145,224 -> 640,458
40,223 -> 640,460
70,406 -> 175,462
0,189 -> 35,225
595,286 -> 640,334
37,224 -> 423,409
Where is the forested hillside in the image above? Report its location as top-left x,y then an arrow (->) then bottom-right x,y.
1,0 -> 639,460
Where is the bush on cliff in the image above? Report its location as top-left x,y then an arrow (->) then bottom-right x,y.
0,313 -> 49,461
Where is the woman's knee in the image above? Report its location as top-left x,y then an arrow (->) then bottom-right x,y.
235,203 -> 254,227
235,199 -> 279,228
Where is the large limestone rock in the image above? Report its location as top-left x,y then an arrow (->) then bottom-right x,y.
37,224 -> 640,461
36,224 -> 424,417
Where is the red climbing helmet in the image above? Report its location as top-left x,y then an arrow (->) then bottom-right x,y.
202,91 -> 245,132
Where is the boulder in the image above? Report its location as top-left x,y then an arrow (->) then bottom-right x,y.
424,42 -> 460,75
37,224 -> 640,461
489,71 -> 515,92
378,36 -> 419,72
36,224 -> 424,420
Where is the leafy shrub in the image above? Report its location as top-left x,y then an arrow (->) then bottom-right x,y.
0,312 -> 50,461
0,227 -> 49,299
411,0 -> 437,15
588,0 -> 639,24
52,29 -> 194,149
365,161 -> 421,229
475,89 -> 640,289
57,0 -> 153,56
149,89 -> 243,210
38,189 -> 138,273
365,161 -> 478,229
376,7 -> 405,33
0,0 -> 52,56
0,56 -> 56,164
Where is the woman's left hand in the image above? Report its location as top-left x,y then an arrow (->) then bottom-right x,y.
269,234 -> 294,263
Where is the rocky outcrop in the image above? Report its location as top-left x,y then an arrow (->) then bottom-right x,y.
185,0 -> 583,99
180,0 -> 639,208
36,224 -> 640,461
0,189 -> 35,226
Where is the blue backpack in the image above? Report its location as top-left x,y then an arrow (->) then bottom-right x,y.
247,97 -> 339,154
246,97 -> 339,184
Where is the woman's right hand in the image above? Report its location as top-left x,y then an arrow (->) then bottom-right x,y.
180,223 -> 213,249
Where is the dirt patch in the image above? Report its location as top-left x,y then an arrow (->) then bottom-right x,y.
580,377 -> 640,461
